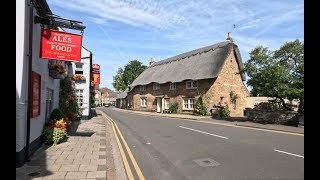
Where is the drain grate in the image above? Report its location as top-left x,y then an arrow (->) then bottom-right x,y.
193,158 -> 220,167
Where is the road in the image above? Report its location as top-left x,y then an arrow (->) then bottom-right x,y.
100,107 -> 304,180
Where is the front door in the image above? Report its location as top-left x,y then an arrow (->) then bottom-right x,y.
157,97 -> 162,113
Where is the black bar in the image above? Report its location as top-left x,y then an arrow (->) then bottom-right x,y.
26,0 -> 34,162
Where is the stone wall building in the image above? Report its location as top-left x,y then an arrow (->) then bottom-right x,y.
127,34 -> 249,117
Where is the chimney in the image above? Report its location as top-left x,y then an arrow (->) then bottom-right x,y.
226,32 -> 233,42
149,58 -> 155,66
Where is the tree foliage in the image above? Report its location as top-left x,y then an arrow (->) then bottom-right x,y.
112,60 -> 147,91
241,39 -> 304,111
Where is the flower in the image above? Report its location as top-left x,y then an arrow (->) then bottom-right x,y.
73,74 -> 84,80
50,64 -> 67,75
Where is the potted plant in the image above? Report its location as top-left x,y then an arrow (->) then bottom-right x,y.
210,104 -> 219,117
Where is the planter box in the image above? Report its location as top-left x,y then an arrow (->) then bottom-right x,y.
72,77 -> 86,81
246,109 -> 298,126
49,69 -> 65,79
210,108 -> 219,118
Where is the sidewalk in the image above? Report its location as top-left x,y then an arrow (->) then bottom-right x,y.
16,110 -> 126,180
114,108 -> 304,135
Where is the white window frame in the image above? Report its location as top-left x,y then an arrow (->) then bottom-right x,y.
75,63 -> 83,70
165,98 -> 170,109
153,83 -> 160,90
140,97 -> 147,107
76,89 -> 84,108
183,98 -> 195,110
140,85 -> 146,91
170,83 -> 176,90
186,81 -> 198,89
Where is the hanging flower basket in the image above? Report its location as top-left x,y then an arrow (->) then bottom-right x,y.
72,74 -> 86,81
49,69 -> 66,79
49,64 -> 67,79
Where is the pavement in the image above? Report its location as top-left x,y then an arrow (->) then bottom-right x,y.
113,108 -> 304,135
16,109 -> 126,180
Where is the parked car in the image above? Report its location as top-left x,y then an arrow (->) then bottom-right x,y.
104,104 -> 109,107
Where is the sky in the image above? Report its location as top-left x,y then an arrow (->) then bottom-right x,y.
48,0 -> 304,91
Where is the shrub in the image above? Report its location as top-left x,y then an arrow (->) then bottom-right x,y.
52,127 -> 67,145
220,104 -> 230,118
64,111 -> 75,123
169,103 -> 178,113
194,96 -> 208,116
42,126 -> 53,144
50,108 -> 66,121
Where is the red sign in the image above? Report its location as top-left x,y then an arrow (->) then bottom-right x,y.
92,64 -> 100,70
40,28 -> 82,62
92,72 -> 100,84
31,72 -> 41,118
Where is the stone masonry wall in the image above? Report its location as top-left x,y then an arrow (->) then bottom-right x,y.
130,45 -> 249,117
131,79 -> 213,113
205,46 -> 250,117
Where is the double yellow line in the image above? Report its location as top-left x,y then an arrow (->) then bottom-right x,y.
99,110 -> 145,180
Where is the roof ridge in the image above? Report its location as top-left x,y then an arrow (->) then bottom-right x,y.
149,41 -> 230,68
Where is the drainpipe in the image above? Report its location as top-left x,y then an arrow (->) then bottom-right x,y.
25,0 -> 34,162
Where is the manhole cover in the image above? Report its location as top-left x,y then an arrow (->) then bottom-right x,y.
193,158 -> 220,167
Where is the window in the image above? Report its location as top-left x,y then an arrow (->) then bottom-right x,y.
183,98 -> 195,110
75,70 -> 83,74
31,72 -> 41,118
45,89 -> 53,120
170,83 -> 176,90
75,63 -> 83,69
186,81 -> 198,89
76,89 -> 84,108
153,83 -> 160,90
141,98 -> 147,107
165,98 -> 170,109
140,85 -> 146,91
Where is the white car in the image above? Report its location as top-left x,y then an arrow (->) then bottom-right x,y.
104,104 -> 110,107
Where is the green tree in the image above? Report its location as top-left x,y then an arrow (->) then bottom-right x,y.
112,60 -> 147,91
241,40 -> 304,111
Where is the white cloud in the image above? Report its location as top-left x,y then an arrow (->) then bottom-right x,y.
50,0 -> 187,28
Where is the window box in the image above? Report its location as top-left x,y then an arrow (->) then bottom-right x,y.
72,74 -> 86,81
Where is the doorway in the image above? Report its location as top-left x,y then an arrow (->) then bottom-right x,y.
157,97 -> 162,113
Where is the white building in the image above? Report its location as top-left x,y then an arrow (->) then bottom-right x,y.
71,47 -> 92,119
16,0 -> 85,167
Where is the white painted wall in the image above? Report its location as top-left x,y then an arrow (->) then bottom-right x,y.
72,47 -> 91,117
16,0 -> 28,152
16,3 -> 61,152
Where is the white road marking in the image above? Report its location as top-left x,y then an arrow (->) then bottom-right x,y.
274,149 -> 304,158
179,126 -> 229,139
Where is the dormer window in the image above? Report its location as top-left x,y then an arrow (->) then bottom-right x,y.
186,81 -> 198,89
140,85 -> 146,91
153,83 -> 160,90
